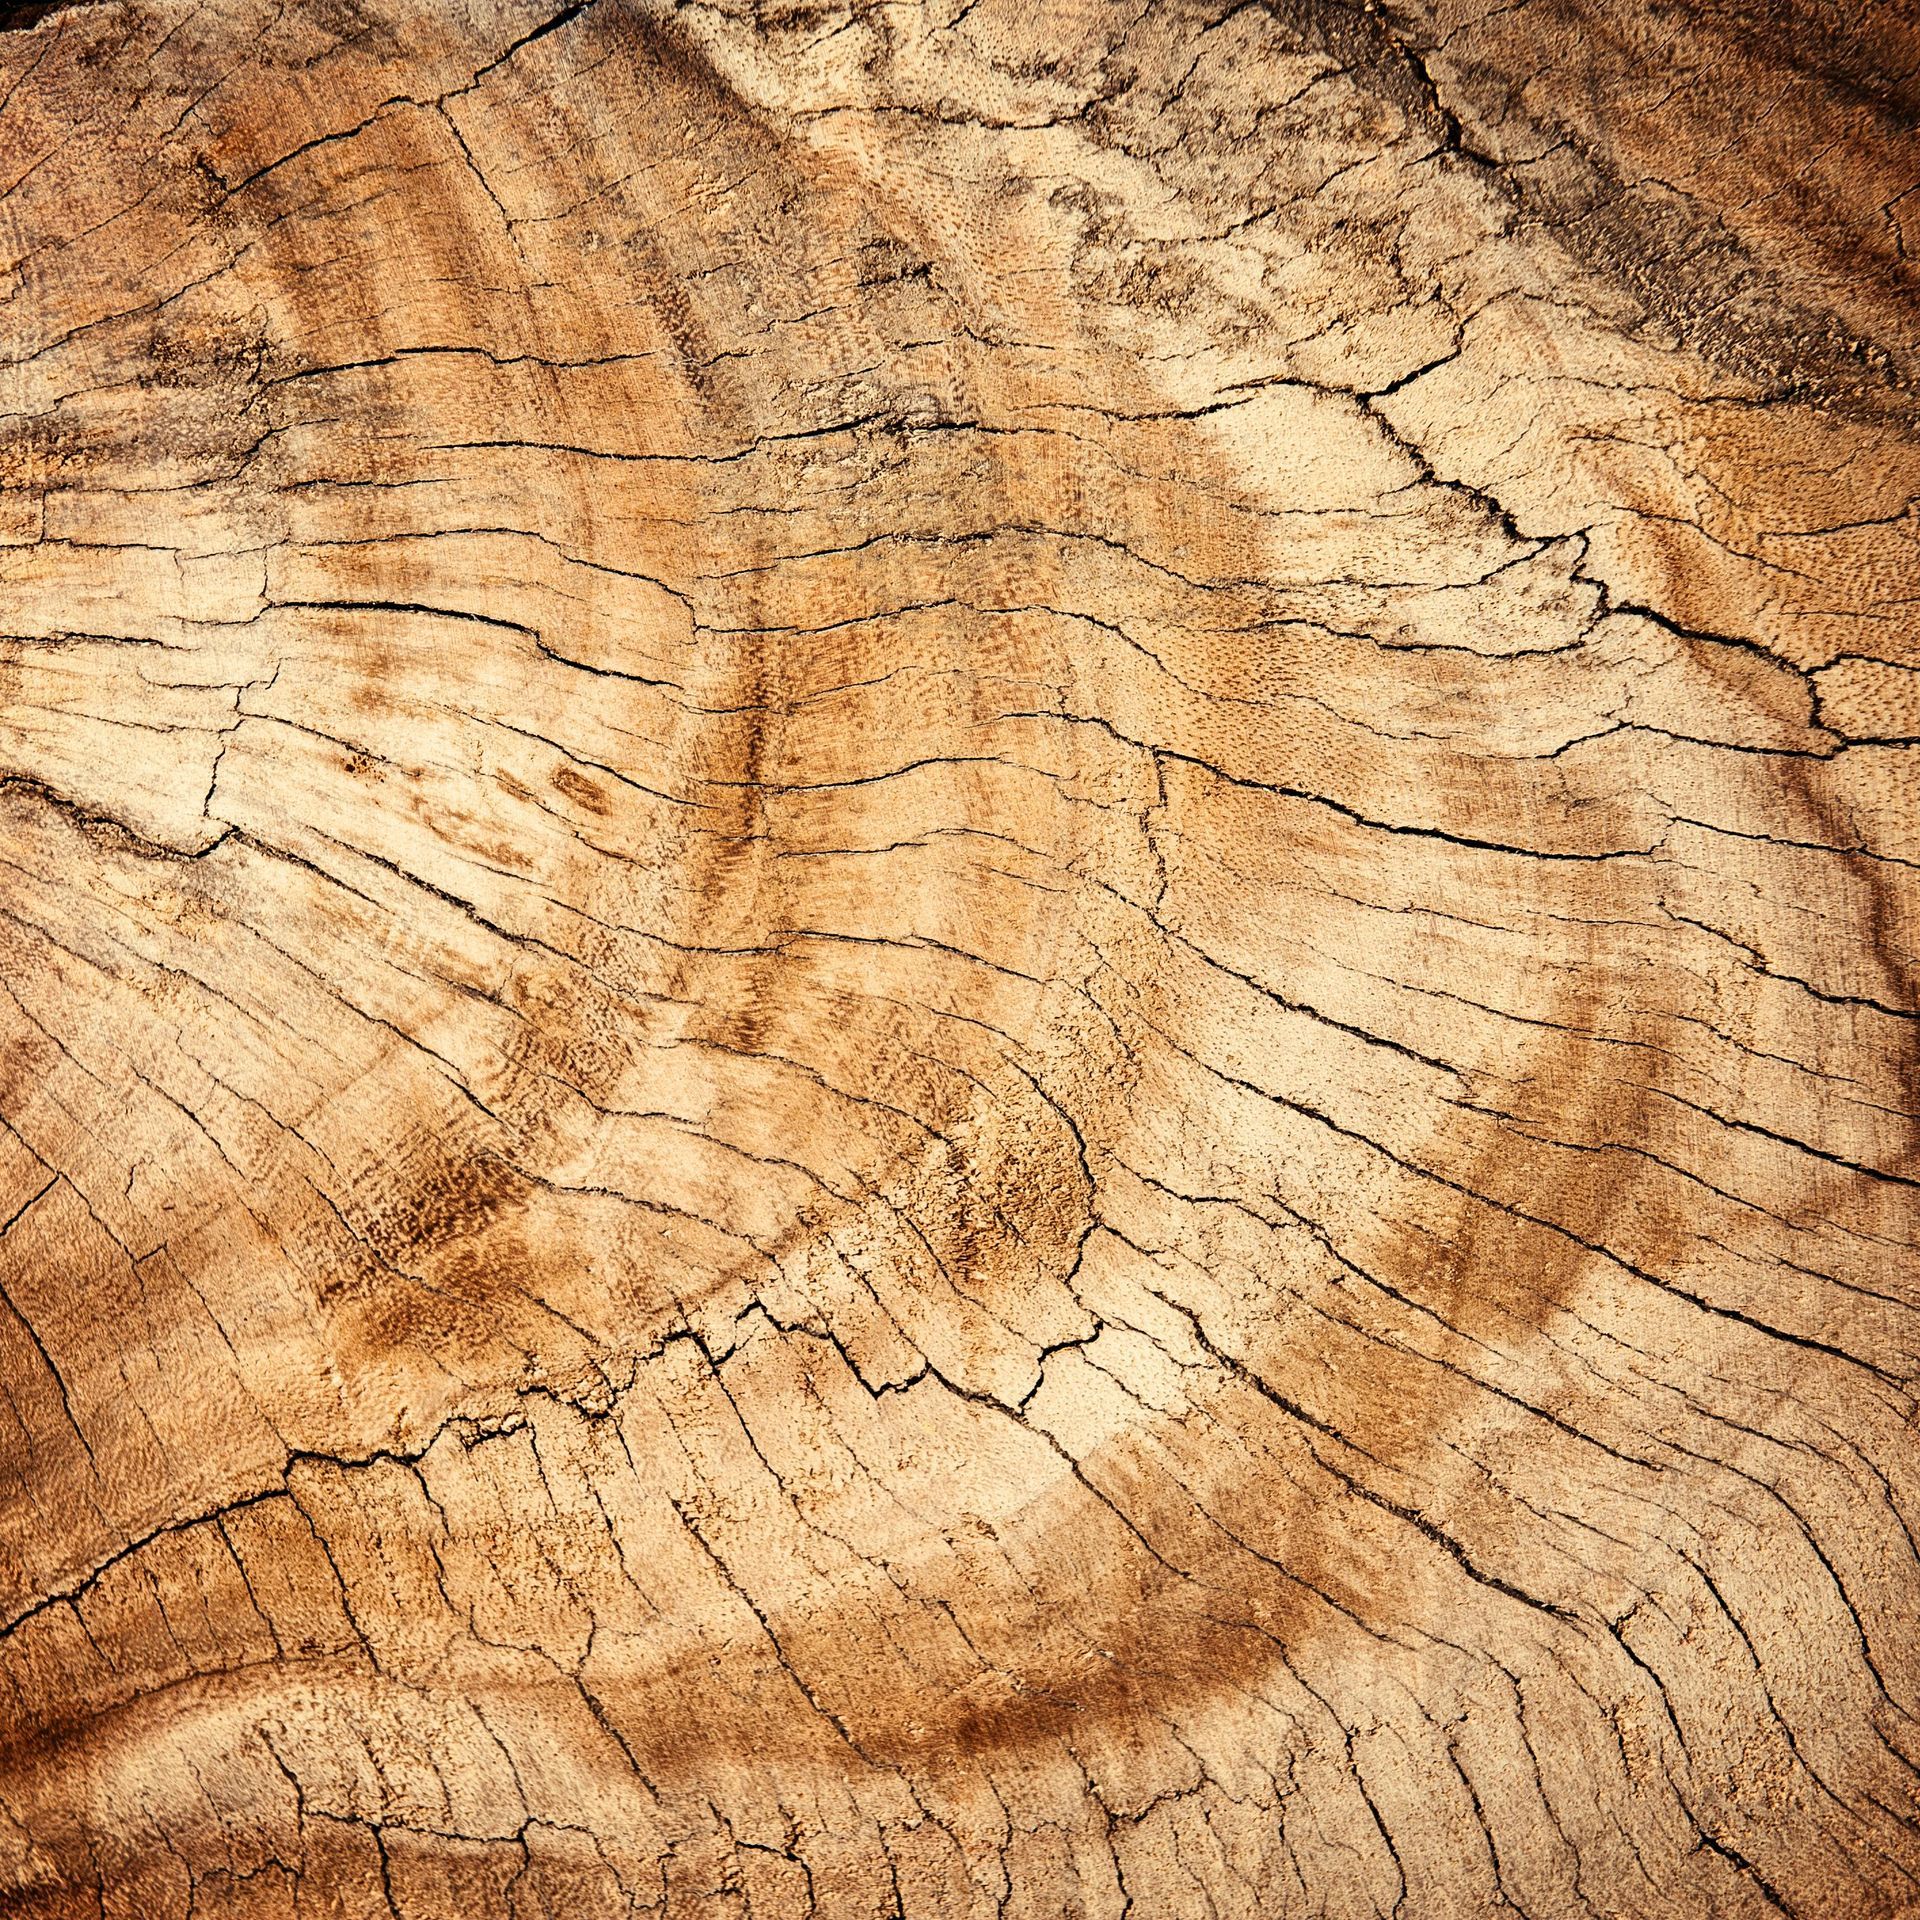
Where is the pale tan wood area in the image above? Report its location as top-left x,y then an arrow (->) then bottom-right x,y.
0,0 -> 1918,1913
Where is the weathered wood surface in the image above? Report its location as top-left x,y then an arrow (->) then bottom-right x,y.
0,0 -> 1917,1913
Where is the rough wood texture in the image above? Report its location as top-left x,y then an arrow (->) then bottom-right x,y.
1,0 -> 1918,1913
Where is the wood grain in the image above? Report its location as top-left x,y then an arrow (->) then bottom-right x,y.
1,0 -> 1917,1913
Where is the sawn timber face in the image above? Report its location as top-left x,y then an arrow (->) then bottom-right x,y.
0,1 -> 1916,1916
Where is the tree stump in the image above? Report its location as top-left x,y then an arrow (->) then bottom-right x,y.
2,1 -> 1917,1913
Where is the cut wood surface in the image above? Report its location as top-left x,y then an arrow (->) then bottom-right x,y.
1,0 -> 1918,1913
